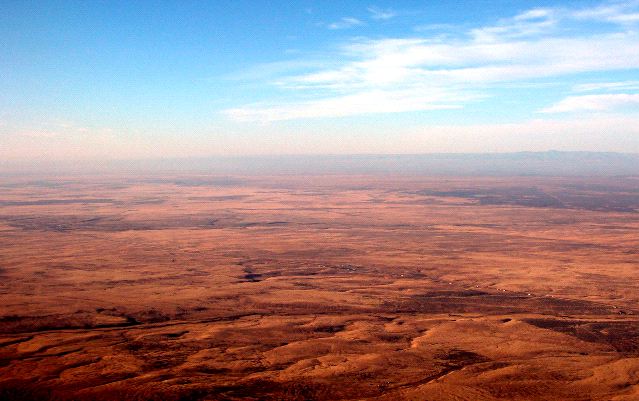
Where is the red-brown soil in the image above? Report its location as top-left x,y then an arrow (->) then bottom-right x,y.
1,174 -> 639,400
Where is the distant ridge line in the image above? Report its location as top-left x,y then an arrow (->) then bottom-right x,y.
2,151 -> 639,176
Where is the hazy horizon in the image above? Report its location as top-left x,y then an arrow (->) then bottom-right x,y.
3,151 -> 639,177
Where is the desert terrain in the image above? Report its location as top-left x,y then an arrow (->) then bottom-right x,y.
1,173 -> 639,400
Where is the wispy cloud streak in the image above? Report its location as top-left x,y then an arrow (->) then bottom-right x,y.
225,1 -> 639,122
368,6 -> 397,21
573,80 -> 639,92
327,17 -> 364,30
541,93 -> 639,112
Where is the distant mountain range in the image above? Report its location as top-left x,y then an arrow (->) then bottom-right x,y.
3,151 -> 639,176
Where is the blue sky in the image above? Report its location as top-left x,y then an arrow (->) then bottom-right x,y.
1,0 -> 639,160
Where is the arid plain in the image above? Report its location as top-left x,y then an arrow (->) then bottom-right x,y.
1,174 -> 639,400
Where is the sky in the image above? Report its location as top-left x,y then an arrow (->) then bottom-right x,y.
1,0 -> 639,161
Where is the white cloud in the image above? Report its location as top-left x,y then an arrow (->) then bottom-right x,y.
514,8 -> 555,21
367,6 -> 397,20
285,33 -> 639,89
225,1 -> 639,122
327,17 -> 364,30
541,93 -> 639,113
225,88 -> 480,122
573,80 -> 639,92
470,8 -> 558,42
572,0 -> 639,24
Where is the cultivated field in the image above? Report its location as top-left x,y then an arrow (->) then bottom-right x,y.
1,174 -> 639,400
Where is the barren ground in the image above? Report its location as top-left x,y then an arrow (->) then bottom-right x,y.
1,174 -> 639,400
